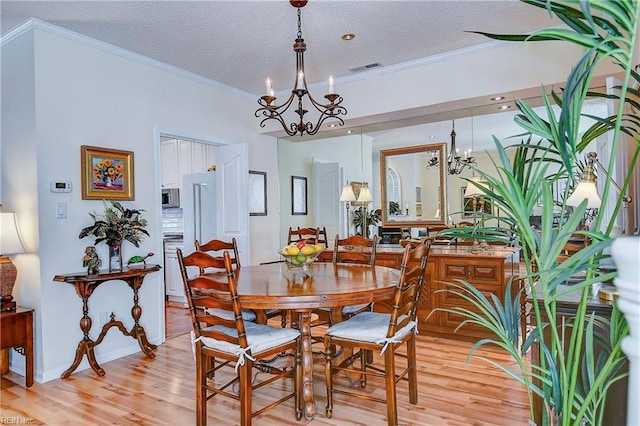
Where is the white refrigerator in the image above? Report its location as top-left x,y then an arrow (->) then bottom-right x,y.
180,143 -> 250,265
183,172 -> 218,255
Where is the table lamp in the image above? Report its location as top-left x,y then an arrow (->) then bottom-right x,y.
1,206 -> 27,311
357,183 -> 373,238
339,182 -> 356,237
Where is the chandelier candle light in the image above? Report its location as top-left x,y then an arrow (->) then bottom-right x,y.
255,0 -> 347,136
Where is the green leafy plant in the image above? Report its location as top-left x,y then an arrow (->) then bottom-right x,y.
79,200 -> 149,248
436,1 -> 638,425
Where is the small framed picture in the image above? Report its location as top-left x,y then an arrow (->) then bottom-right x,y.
248,170 -> 267,216
81,145 -> 134,200
291,176 -> 307,215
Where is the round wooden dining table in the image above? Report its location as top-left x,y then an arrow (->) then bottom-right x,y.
230,261 -> 400,420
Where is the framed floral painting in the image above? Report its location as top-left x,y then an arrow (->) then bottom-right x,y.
81,145 -> 134,200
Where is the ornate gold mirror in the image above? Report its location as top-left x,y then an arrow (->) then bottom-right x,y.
380,143 -> 448,229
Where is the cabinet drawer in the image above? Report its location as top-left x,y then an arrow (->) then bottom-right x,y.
439,260 -> 502,285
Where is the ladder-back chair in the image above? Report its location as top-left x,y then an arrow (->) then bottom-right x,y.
323,240 -> 431,426
177,249 -> 302,426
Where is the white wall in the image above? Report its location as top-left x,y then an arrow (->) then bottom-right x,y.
1,25 -> 279,382
277,133 -> 372,245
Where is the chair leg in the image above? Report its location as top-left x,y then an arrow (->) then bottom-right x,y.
239,360 -> 253,426
384,348 -> 398,426
407,336 -> 418,404
195,348 -> 207,426
358,348 -> 367,388
324,338 -> 334,418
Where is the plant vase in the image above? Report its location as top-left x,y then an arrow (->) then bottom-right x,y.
108,243 -> 122,271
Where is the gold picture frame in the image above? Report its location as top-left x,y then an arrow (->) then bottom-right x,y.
81,145 -> 134,200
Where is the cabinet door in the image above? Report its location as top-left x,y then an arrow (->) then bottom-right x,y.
190,142 -> 208,173
161,140 -> 180,188
177,140 -> 192,192
164,247 -> 185,301
205,144 -> 217,171
437,258 -> 503,330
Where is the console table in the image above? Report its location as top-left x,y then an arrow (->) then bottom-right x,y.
0,306 -> 34,387
53,265 -> 161,378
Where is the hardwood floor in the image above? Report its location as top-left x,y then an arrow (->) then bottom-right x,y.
1,304 -> 530,425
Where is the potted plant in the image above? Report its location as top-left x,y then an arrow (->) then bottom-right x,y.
437,1 -> 638,425
79,200 -> 149,271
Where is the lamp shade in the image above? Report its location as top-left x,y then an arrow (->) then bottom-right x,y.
339,183 -> 356,202
464,176 -> 484,197
0,212 -> 26,256
357,184 -> 373,203
566,181 -> 602,209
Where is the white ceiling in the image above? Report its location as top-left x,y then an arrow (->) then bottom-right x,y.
0,0 -> 561,97
2,1 -> 605,150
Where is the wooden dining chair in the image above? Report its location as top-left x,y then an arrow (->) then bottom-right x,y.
332,234 -> 378,267
195,237 -> 257,323
177,249 -> 302,426
330,234 -> 379,319
323,240 -> 431,426
287,227 -> 320,245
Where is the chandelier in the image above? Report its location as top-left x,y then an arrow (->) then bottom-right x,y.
254,0 -> 347,137
426,120 -> 476,175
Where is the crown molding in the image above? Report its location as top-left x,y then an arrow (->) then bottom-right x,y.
0,18 -> 255,100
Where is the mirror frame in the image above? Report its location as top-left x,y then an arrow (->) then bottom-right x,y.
380,143 -> 448,229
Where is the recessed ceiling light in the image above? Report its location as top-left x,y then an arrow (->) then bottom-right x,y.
346,130 -> 354,134
341,33 -> 355,41
498,104 -> 511,110
328,123 -> 337,128
491,96 -> 505,101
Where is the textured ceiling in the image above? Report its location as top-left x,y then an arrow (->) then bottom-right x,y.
0,0 -> 561,97
3,1 -> 605,149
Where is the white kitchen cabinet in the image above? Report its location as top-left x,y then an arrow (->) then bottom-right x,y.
161,139 -> 180,188
162,140 -> 217,190
164,240 -> 185,302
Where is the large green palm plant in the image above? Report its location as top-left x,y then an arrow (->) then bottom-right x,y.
437,1 -> 639,425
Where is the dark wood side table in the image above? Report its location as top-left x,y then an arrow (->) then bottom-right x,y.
529,285 -> 627,426
0,306 -> 34,387
53,265 -> 161,379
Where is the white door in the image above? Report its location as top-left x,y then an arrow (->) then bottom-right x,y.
313,160 -> 340,244
218,143 -> 250,266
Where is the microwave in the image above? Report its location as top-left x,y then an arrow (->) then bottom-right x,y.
161,188 -> 180,208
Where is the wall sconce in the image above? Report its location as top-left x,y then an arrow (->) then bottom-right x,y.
1,205 -> 27,311
567,152 -> 632,210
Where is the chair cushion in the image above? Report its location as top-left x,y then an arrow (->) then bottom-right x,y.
206,308 -> 257,322
326,311 -> 417,354
197,322 -> 299,357
341,303 -> 370,315
315,304 -> 370,315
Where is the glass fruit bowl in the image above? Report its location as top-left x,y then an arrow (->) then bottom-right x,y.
279,243 -> 325,277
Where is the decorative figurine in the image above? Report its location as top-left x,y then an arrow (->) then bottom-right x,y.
83,246 -> 102,275
127,252 -> 154,267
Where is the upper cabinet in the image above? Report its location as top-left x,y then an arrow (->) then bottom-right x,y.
161,139 -> 216,189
